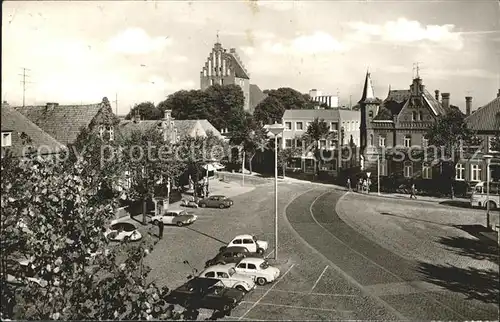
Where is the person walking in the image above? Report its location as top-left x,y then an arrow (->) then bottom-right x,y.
158,220 -> 164,239
410,182 -> 417,199
347,178 -> 352,191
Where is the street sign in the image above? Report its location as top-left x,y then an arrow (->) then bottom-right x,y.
366,172 -> 371,178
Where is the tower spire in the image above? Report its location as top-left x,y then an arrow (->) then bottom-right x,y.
359,69 -> 375,103
216,30 -> 220,44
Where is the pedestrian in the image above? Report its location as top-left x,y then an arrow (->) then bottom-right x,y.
347,178 -> 351,191
367,178 -> 371,194
362,179 -> 367,193
158,220 -> 164,239
410,182 -> 417,199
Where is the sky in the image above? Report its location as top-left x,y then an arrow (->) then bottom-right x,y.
2,0 -> 500,115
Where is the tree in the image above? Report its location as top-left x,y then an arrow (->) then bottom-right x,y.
425,109 -> 480,197
0,151 -> 184,320
158,90 -> 210,121
277,147 -> 302,177
253,96 -> 285,125
265,88 -> 312,110
121,128 -> 185,225
302,118 -> 337,176
126,102 -> 163,120
229,115 -> 269,174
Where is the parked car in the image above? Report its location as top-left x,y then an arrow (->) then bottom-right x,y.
151,209 -> 197,227
104,222 -> 142,241
198,195 -> 233,209
199,264 -> 255,292
220,235 -> 268,255
205,246 -> 262,267
165,277 -> 245,313
232,257 -> 280,286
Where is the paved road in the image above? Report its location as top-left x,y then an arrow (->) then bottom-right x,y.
286,188 -> 498,320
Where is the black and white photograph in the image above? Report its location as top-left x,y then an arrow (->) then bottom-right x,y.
1,0 -> 499,320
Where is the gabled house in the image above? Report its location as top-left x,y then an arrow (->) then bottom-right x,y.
16,97 -> 120,146
1,104 -> 66,157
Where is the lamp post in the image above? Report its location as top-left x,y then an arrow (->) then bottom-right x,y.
267,122 -> 285,260
484,154 -> 493,228
377,155 -> 381,195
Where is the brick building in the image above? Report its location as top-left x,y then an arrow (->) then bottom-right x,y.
200,38 -> 266,113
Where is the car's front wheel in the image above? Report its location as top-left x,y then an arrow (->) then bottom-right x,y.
486,200 -> 497,210
219,204 -> 225,209
177,221 -> 184,227
235,285 -> 247,293
200,203 -> 206,208
256,277 -> 267,286
256,248 -> 264,255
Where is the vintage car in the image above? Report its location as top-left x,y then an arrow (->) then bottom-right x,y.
104,222 -> 142,242
198,195 -> 234,209
199,264 -> 255,292
219,235 -> 269,254
151,209 -> 197,227
232,257 -> 280,285
205,246 -> 262,267
165,277 -> 245,313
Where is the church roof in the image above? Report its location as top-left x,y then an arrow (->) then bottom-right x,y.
359,71 -> 380,104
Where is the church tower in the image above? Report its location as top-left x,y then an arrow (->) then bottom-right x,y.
200,35 -> 251,111
359,70 -> 380,153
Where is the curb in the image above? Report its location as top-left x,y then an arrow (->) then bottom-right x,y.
348,190 -> 469,206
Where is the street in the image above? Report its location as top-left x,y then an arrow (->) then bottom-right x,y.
134,178 -> 499,320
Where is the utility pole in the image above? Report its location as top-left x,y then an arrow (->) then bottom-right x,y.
112,93 -> 118,115
19,68 -> 32,107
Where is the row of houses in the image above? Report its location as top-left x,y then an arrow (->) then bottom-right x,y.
278,72 -> 500,186
1,98 -> 223,158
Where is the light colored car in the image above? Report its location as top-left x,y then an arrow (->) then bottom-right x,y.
104,222 -> 142,242
151,209 -> 197,227
232,258 -> 280,286
220,235 -> 269,255
199,263 -> 255,292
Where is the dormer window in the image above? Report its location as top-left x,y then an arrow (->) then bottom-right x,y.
107,126 -> 114,141
1,131 -> 12,147
98,125 -> 105,139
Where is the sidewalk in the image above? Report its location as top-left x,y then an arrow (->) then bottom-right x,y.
350,190 -> 470,205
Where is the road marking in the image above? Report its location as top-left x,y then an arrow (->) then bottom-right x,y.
240,301 -> 353,313
238,264 -> 295,320
310,265 -> 329,293
312,190 -> 467,320
265,288 -> 358,297
264,249 -> 274,259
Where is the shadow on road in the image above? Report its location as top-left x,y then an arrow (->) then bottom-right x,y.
439,200 -> 472,209
380,212 -> 455,227
417,262 -> 499,305
186,227 -> 227,245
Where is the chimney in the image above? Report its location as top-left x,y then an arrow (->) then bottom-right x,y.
441,93 -> 450,109
465,96 -> 472,116
434,90 -> 440,101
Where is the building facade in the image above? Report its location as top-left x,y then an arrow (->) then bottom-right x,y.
200,40 -> 266,113
308,89 -> 339,108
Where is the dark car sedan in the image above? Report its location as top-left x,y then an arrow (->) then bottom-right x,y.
205,246 -> 262,267
198,195 -> 233,209
165,277 -> 245,313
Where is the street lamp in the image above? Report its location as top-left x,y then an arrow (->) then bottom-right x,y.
484,154 -> 493,228
267,122 -> 285,260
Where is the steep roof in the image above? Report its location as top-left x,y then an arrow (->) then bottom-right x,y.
359,71 -> 380,104
227,49 -> 249,79
374,90 -> 411,120
16,103 -> 102,146
249,84 -> 267,111
1,105 -> 66,157
283,109 -> 340,120
118,119 -> 221,139
198,119 -> 223,137
465,97 -> 500,131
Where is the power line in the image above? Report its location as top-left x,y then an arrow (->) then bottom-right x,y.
19,67 -> 33,107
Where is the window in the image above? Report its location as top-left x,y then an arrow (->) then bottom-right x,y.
412,111 -> 417,121
233,239 -> 242,244
285,139 -> 292,148
404,135 -> 412,148
330,140 -> 336,149
379,159 -> 387,176
1,132 -> 12,147
237,263 -> 246,269
455,163 -> 465,181
247,264 -> 256,270
107,126 -> 114,141
378,136 -> 385,147
285,122 -> 292,130
221,79 -> 224,85
210,79 -> 214,86
242,239 -> 253,244
368,111 -> 373,119
296,139 -> 303,148
369,134 -> 374,146
217,272 -> 229,278
419,111 -> 423,121
403,161 -> 413,178
330,122 -> 338,131
489,136 -> 499,153
296,122 -> 303,130
205,272 -> 216,278
319,139 -> 326,149
471,164 -> 481,181
98,125 -> 105,139
422,137 -> 428,148
422,162 -> 432,179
